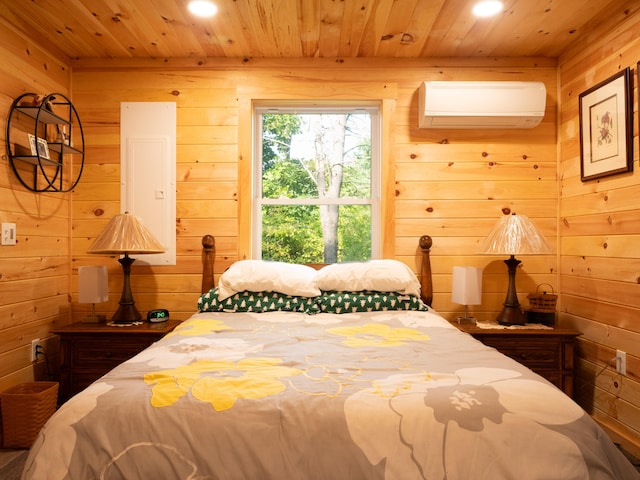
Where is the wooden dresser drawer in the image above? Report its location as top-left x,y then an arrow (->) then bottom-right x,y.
455,325 -> 581,398
479,338 -> 560,369
501,347 -> 559,368
71,336 -> 157,367
53,320 -> 181,402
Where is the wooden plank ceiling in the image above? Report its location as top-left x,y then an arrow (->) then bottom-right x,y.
0,0 -> 632,60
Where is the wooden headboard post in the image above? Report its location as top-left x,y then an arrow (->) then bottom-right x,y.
201,234 -> 215,294
419,235 -> 433,307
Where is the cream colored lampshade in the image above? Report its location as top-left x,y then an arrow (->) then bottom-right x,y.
452,266 -> 483,324
478,213 -> 551,255
78,265 -> 108,323
87,211 -> 164,254
452,266 -> 483,305
78,266 -> 108,303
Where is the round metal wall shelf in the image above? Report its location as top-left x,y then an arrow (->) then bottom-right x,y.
6,92 -> 85,192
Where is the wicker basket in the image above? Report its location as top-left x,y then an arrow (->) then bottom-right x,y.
528,283 -> 557,313
0,381 -> 58,448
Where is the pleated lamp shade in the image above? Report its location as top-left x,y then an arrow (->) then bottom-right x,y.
478,213 -> 551,255
87,212 -> 164,254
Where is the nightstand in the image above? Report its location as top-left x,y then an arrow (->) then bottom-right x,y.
457,324 -> 581,398
53,320 -> 181,402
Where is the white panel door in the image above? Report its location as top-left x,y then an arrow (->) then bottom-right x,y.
120,102 -> 176,265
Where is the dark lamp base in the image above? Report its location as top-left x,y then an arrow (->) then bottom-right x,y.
111,253 -> 143,325
496,255 -> 527,326
111,302 -> 142,324
496,306 -> 527,326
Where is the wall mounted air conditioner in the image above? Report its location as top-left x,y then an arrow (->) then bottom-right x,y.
418,81 -> 546,129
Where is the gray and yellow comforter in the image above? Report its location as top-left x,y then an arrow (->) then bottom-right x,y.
22,309 -> 639,479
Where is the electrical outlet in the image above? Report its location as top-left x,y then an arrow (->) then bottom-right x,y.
31,338 -> 42,362
1,223 -> 16,246
616,349 -> 627,375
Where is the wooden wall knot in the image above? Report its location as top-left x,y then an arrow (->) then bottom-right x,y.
400,33 -> 414,44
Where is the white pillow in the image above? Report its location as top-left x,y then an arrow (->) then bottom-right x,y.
217,260 -> 321,301
315,260 -> 421,297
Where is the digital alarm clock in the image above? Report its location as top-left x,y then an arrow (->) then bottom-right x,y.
147,309 -> 169,322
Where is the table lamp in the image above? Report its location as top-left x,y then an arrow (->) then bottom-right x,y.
87,212 -> 164,324
451,266 -> 483,324
478,213 -> 551,325
78,266 -> 108,323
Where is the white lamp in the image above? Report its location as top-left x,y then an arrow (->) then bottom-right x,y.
452,266 -> 483,324
78,266 -> 108,323
478,213 -> 551,325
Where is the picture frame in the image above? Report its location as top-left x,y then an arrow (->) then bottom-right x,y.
36,137 -> 50,159
27,133 -> 37,155
579,67 -> 633,182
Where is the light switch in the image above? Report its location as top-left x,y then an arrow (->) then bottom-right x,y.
2,223 -> 16,246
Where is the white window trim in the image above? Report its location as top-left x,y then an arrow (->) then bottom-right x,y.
252,105 -> 381,260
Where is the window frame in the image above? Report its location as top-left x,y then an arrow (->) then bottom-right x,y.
252,104 -> 381,261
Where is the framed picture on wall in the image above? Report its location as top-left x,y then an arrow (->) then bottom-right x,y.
27,133 -> 37,155
579,67 -> 633,182
36,137 -> 50,159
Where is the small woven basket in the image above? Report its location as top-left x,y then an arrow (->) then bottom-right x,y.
0,381 -> 58,448
528,283 -> 557,313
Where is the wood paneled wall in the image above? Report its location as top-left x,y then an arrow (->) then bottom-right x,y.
558,7 -> 640,455
69,56 -> 558,329
0,19 -> 72,392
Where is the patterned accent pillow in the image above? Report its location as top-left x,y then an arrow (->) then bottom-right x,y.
198,288 -> 320,314
316,291 -> 428,314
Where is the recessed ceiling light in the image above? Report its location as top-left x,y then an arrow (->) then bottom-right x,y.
188,1 -> 218,18
472,1 -> 503,17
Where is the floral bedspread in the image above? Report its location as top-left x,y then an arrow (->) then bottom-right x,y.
23,310 -> 638,479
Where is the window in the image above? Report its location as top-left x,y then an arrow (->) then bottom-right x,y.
253,105 -> 380,263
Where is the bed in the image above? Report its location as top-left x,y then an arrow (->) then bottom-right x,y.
22,235 -> 639,479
